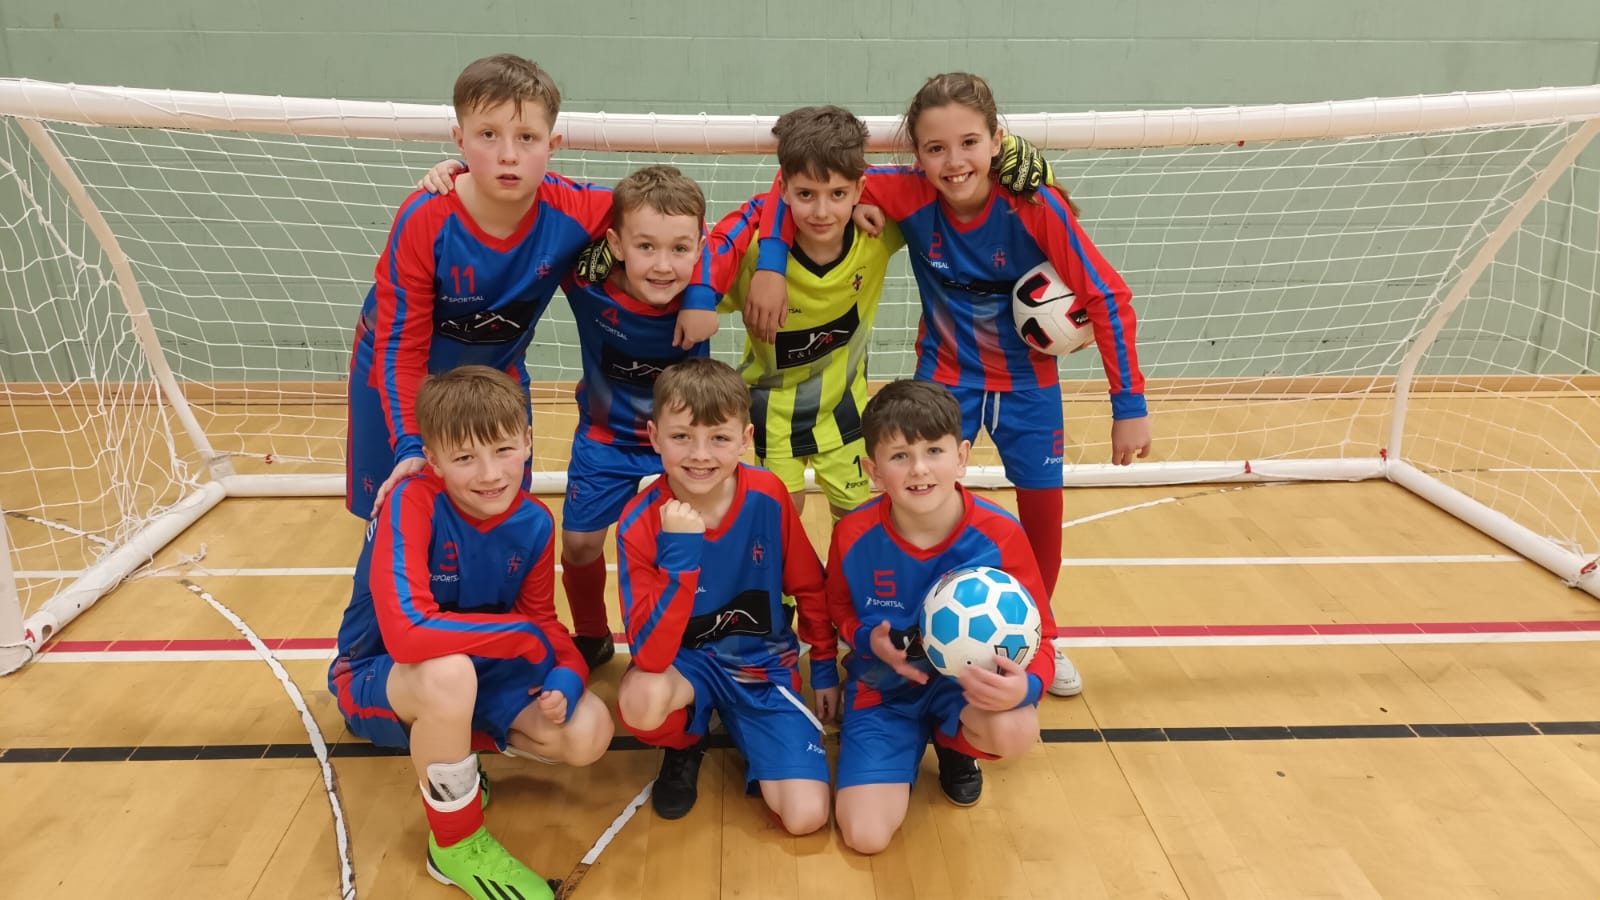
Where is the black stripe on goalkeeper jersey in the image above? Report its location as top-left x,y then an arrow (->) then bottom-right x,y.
771,304 -> 862,457
751,387 -> 771,460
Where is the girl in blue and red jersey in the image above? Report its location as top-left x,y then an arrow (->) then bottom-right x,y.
758,73 -> 1153,697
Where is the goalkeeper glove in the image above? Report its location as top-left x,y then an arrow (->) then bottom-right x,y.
994,133 -> 1055,197
574,236 -> 616,283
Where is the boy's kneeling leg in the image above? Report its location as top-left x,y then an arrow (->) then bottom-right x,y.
758,778 -> 830,836
506,689 -> 615,766
617,666 -> 709,820
616,666 -> 697,735
957,704 -> 1040,761
387,654 -> 479,781
835,784 -> 909,855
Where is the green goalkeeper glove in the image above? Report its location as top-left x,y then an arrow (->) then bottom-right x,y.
994,133 -> 1055,196
574,236 -> 616,283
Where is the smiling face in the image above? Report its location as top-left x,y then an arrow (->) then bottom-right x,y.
862,429 -> 970,525
910,102 -> 1002,220
606,205 -> 704,307
451,99 -> 561,207
424,426 -> 531,520
647,403 -> 752,503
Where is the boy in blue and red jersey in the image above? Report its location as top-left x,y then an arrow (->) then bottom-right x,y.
613,357 -> 838,833
826,379 -> 1053,854
557,165 -> 711,670
756,72 -> 1154,698
346,54 -> 720,520
329,365 -> 613,900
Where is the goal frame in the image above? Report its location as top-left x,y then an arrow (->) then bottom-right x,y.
1,79 -> 1598,673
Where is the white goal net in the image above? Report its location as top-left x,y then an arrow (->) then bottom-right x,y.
1,80 -> 1597,671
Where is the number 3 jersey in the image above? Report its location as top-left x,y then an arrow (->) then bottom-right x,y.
825,486 -> 1057,705
616,464 -> 838,690
334,470 -> 585,675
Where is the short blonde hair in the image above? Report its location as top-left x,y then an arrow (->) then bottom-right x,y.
416,365 -> 529,451
612,164 -> 707,233
652,357 -> 749,427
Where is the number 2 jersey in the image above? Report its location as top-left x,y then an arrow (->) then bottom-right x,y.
825,486 -> 1057,708
333,469 -> 585,676
760,170 -> 1147,420
615,463 -> 838,690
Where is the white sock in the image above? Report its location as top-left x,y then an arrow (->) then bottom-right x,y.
424,755 -> 480,804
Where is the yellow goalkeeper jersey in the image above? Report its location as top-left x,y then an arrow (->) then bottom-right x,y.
721,221 -> 903,460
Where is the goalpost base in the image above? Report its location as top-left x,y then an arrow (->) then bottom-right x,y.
1386,459 -> 1600,601
14,480 -> 225,663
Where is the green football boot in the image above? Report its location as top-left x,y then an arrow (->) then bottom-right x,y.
426,826 -> 556,900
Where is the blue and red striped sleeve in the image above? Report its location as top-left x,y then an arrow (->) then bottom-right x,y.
616,489 -> 701,673
754,166 -> 936,273
766,476 -> 836,688
707,196 -> 765,297
369,479 -> 556,665
537,171 -> 615,239
1009,188 -> 1146,419
369,192 -> 443,466
544,170 -> 720,312
824,507 -> 878,657
858,166 -> 939,222
972,501 -> 1057,707
511,498 -> 588,681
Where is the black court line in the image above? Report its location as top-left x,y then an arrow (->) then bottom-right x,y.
4,720 -> 1599,763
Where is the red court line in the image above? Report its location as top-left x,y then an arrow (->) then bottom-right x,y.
37,619 -> 1600,656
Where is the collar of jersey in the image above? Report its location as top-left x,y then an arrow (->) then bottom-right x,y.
444,184 -> 541,253
659,462 -> 749,540
790,221 -> 855,280
877,482 -> 974,559
603,272 -> 681,316
936,181 -> 1000,234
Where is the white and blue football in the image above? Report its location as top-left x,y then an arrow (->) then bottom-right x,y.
921,566 -> 1042,677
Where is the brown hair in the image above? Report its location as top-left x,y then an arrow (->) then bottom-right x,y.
415,365 -> 529,452
772,105 -> 870,182
652,357 -> 750,427
453,54 -> 561,128
902,72 -> 1078,214
611,164 -> 707,233
862,380 -> 963,456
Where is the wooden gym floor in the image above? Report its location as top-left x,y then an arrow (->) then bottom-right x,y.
2,396 -> 1599,898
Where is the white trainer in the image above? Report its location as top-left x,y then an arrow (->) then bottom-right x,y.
1048,643 -> 1083,697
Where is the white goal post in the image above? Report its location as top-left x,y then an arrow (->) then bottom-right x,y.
0,79 -> 1597,673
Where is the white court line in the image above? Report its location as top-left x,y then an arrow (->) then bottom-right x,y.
38,649 -> 339,663
12,554 -> 1525,581
1062,496 -> 1178,528
556,779 -> 655,898
580,780 -> 653,867
176,580 -> 357,900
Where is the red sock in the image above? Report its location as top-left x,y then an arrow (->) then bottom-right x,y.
1014,488 -> 1063,601
620,705 -> 700,750
562,553 -> 610,638
422,786 -> 484,848
934,728 -> 1000,762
